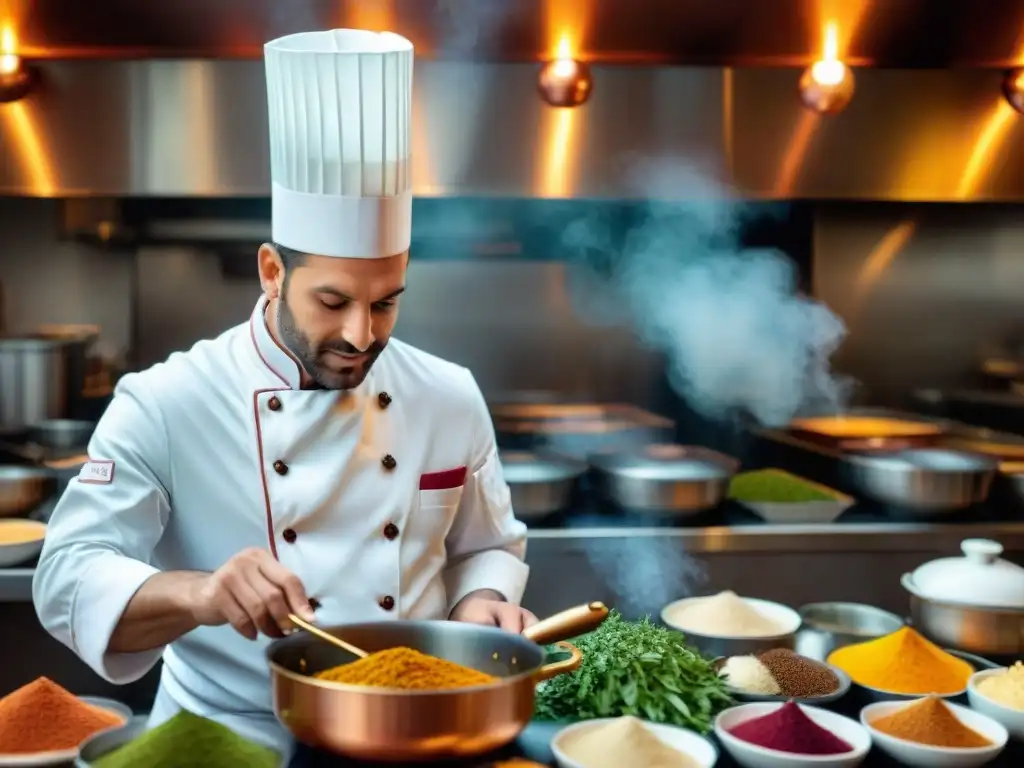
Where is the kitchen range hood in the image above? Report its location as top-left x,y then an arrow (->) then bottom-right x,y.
3,0 -> 1024,202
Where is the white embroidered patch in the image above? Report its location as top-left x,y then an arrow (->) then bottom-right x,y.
78,460 -> 115,484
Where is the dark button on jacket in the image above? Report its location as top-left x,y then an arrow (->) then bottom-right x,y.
273,460 -> 288,476
383,522 -> 399,540
381,454 -> 397,471
268,396 -> 282,412
282,528 -> 297,544
379,595 -> 395,611
377,392 -> 392,409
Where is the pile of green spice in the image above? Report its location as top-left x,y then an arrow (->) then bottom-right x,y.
534,611 -> 732,734
93,711 -> 279,768
728,469 -> 838,503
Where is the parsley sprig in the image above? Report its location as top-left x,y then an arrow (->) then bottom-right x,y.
533,611 -> 732,733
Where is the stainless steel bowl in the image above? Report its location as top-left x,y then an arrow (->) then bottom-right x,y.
591,444 -> 739,515
501,451 -> 585,520
844,448 -> 996,512
903,573 -> 1024,657
28,419 -> 96,450
0,465 -> 56,517
267,602 -> 607,761
796,602 -> 904,661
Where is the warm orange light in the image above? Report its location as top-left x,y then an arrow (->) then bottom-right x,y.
1,25 -> 19,76
799,21 -> 855,115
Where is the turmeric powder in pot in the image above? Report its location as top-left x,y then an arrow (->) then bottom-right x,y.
315,647 -> 496,690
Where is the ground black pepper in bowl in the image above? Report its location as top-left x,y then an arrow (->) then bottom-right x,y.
757,648 -> 841,698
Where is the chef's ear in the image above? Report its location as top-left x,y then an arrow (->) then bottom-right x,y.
257,243 -> 286,300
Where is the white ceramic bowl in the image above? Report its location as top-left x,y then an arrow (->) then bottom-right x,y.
861,699 -> 1008,767
551,718 -> 718,768
968,668 -> 1024,741
714,702 -> 870,768
0,520 -> 46,568
662,596 -> 802,658
0,696 -> 130,766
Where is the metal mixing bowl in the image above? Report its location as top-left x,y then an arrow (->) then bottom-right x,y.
28,419 -> 96,450
796,602 -> 904,661
844,448 -> 996,512
591,444 -> 739,515
0,465 -> 56,517
501,451 -> 585,520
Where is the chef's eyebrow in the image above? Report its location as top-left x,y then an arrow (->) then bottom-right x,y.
314,286 -> 406,303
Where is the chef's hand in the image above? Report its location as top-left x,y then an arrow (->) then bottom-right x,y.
187,547 -> 314,640
450,590 -> 538,634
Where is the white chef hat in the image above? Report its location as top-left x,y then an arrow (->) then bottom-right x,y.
264,29 -> 414,259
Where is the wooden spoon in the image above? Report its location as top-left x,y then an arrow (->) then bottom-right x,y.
288,613 -> 368,658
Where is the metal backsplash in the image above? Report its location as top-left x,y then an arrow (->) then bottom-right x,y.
4,61 -> 1024,201
814,203 -> 1024,400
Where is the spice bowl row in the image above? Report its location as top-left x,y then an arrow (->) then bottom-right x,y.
713,697 -> 1010,768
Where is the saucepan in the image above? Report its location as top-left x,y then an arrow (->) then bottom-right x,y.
266,601 -> 608,761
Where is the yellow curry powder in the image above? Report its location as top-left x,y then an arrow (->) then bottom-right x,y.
314,647 -> 495,691
828,627 -> 972,694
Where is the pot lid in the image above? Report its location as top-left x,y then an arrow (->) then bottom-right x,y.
908,538 -> 1024,608
591,444 -> 738,481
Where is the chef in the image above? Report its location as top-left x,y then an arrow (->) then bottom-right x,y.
32,28 -> 532,757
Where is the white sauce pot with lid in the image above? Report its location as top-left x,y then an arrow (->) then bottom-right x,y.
902,538 -> 1024,658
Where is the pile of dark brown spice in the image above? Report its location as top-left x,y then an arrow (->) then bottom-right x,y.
758,649 -> 840,698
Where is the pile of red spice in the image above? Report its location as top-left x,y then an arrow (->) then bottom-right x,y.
0,677 -> 125,754
729,701 -> 854,755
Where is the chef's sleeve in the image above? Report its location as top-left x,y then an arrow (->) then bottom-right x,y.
443,370 -> 530,614
33,374 -> 171,684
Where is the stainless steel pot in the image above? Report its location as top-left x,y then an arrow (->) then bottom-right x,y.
844,448 -> 996,512
267,601 -> 608,761
501,450 -> 585,520
0,465 -> 56,517
591,444 -> 739,515
0,337 -> 81,428
902,573 -> 1024,657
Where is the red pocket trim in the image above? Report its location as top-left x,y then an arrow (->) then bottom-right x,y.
419,466 -> 468,491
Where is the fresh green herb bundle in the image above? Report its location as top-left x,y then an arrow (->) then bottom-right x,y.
533,611 -> 732,733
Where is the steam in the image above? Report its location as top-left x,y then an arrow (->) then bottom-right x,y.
587,537 -> 709,616
562,160 -> 850,426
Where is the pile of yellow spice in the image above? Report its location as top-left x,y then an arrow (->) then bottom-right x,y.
976,661 -> 1024,711
827,627 -> 972,695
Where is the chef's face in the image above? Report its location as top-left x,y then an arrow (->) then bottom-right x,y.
258,244 -> 407,390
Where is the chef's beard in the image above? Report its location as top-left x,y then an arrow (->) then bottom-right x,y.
276,295 -> 386,390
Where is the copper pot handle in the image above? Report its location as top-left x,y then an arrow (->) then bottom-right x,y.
522,601 -> 609,646
534,641 -> 582,682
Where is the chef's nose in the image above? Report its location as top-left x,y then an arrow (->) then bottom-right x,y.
342,307 -> 374,352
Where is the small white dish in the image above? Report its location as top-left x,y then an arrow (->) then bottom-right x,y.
968,668 -> 1024,741
726,662 -> 853,705
0,520 -> 46,568
714,702 -> 870,768
861,699 -> 1007,767
551,718 -> 717,768
0,695 -> 129,766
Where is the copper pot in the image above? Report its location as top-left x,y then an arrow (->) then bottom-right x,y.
266,602 -> 608,761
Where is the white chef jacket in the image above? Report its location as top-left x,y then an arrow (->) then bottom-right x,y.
32,295 -> 529,756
